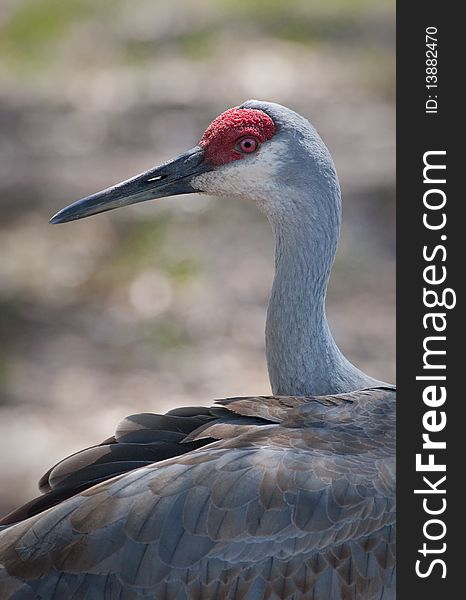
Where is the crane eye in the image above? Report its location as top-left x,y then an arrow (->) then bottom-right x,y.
236,137 -> 259,154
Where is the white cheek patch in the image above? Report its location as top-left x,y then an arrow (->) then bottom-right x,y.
192,139 -> 288,205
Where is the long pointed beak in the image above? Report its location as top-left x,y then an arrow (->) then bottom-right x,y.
50,146 -> 209,224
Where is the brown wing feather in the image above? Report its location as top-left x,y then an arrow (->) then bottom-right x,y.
0,387 -> 395,599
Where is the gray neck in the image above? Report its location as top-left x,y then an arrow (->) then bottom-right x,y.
264,183 -> 379,397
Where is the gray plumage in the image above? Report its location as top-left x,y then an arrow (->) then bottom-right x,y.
0,101 -> 395,599
0,388 -> 395,599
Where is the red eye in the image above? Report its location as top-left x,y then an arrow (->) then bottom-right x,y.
237,137 -> 259,154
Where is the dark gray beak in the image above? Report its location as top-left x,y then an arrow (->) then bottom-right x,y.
50,146 -> 209,224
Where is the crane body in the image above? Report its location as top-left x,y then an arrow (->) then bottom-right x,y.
0,101 -> 395,599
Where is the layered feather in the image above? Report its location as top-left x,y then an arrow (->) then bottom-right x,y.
0,386 -> 395,599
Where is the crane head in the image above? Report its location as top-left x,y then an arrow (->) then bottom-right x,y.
50,100 -> 334,224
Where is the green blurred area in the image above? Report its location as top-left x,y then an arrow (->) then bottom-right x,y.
1,0 -> 395,100
0,0 -> 395,513
1,0 -> 392,61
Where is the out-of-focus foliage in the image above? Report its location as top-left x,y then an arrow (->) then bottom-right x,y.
0,0 -> 395,514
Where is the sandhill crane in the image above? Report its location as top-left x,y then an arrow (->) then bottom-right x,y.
0,101 -> 395,599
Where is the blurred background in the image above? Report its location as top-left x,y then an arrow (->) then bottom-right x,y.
0,0 -> 395,515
